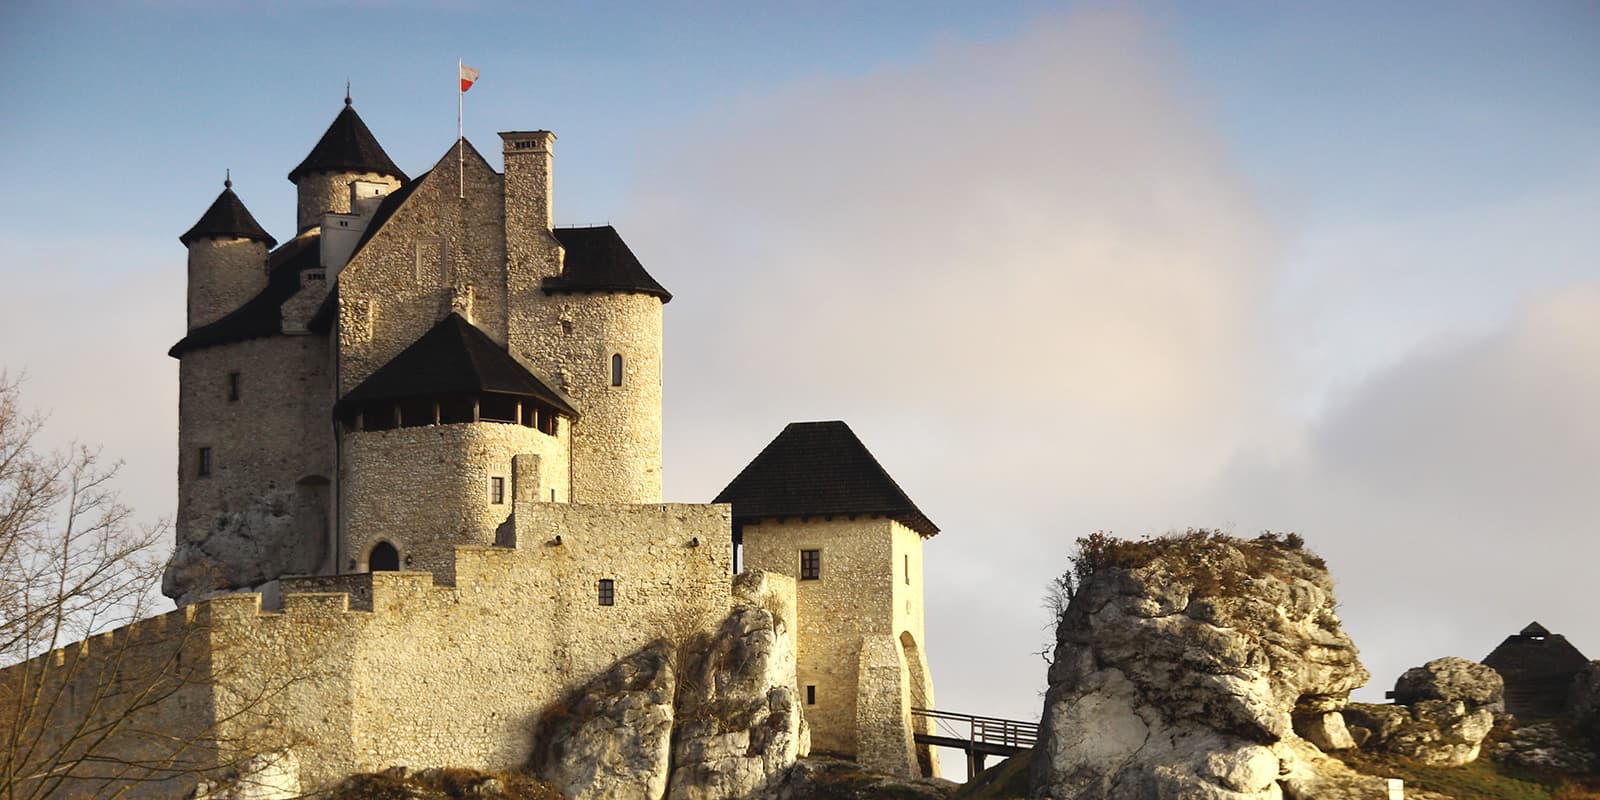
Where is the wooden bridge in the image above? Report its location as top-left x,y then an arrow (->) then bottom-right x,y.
910,708 -> 1038,779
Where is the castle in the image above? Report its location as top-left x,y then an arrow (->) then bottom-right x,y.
3,97 -> 940,797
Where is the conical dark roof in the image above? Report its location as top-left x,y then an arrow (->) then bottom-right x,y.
336,313 -> 578,418
546,226 -> 672,302
288,100 -> 406,183
1521,621 -> 1551,637
180,182 -> 276,248
714,421 -> 938,536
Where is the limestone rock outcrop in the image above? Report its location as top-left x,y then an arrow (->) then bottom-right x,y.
1032,531 -> 1385,800
1344,656 -> 1502,767
762,757 -> 953,800
531,571 -> 807,800
669,571 -> 810,800
1571,660 -> 1600,745
531,640 -> 678,800
163,490 -> 325,605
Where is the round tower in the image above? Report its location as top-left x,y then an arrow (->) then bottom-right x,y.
179,175 -> 276,329
533,225 -> 672,505
288,96 -> 406,232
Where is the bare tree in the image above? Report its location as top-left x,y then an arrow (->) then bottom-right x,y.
0,372 -> 306,799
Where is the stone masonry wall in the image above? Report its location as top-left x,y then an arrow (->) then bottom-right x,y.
520,292 -> 664,504
336,144 -> 510,397
339,420 -> 569,581
34,502 -> 738,798
170,332 -> 333,603
739,517 -> 936,777
186,236 -> 269,330
296,170 -> 402,233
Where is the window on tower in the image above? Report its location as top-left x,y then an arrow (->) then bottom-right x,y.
490,477 -> 505,504
227,372 -> 240,402
611,354 -> 624,387
800,549 -> 821,581
197,447 -> 212,477
598,579 -> 616,606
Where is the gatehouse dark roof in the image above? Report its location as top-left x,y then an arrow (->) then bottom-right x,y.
546,226 -> 671,302
288,100 -> 406,183
336,313 -> 579,418
169,232 -> 319,357
180,184 -> 277,248
713,421 -> 938,536
1482,621 -> 1590,719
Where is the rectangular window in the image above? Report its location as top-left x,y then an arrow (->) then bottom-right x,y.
800,549 -> 821,581
905,554 -> 910,585
226,372 -> 240,402
598,579 -> 615,606
806,685 -> 816,705
490,476 -> 505,504
197,447 -> 212,477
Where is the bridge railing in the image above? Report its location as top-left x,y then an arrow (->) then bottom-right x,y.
910,707 -> 1039,749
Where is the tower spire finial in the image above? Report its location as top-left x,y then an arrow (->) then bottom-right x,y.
224,168 -> 232,189
345,80 -> 352,106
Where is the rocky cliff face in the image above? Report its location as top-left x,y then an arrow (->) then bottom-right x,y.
1031,531 -> 1387,800
529,571 -> 807,800
1344,657 -> 1502,767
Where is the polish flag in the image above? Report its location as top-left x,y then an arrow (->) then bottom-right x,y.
460,63 -> 480,93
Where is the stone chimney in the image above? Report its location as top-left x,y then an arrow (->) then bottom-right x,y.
499,131 -> 556,277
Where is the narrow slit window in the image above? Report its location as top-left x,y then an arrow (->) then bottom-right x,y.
490,476 -> 505,504
226,371 -> 240,402
611,353 -> 623,387
197,447 -> 212,477
598,579 -> 615,606
806,685 -> 816,705
800,549 -> 821,581
905,554 -> 910,585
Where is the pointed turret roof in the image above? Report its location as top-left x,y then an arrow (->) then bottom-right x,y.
547,226 -> 672,302
1520,621 -> 1551,637
335,313 -> 578,418
288,98 -> 406,183
179,178 -> 276,248
714,421 -> 938,536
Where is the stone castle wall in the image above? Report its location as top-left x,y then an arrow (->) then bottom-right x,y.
186,237 -> 269,329
295,170 -> 402,233
522,292 -> 664,504
339,420 -> 571,580
170,333 -> 334,602
739,517 -> 936,777
9,503 -> 738,798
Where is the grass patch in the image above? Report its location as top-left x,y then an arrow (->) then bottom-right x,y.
1337,750 -> 1600,800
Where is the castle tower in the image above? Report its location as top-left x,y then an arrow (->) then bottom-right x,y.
715,421 -> 941,778
179,176 -> 276,329
500,132 -> 671,504
288,97 -> 406,233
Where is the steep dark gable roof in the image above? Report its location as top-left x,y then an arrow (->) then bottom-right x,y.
288,101 -> 406,183
180,185 -> 277,248
714,421 -> 938,536
169,233 -> 320,357
336,313 -> 579,418
546,226 -> 671,302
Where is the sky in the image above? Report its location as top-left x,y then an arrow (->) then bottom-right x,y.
1,0 -> 1597,763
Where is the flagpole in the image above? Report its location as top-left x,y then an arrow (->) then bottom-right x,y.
458,58 -> 465,199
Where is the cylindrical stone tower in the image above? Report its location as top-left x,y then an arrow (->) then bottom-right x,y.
288,97 -> 406,233
561,291 -> 664,504
179,177 -> 275,329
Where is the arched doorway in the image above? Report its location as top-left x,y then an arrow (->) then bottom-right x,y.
368,541 -> 400,572
900,631 -> 937,778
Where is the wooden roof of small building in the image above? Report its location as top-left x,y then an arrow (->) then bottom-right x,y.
1482,620 -> 1591,719
714,421 -> 938,537
335,312 -> 579,418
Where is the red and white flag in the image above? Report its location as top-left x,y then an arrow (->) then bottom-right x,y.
460,63 -> 480,93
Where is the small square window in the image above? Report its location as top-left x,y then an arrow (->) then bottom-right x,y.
227,372 -> 240,402
598,579 -> 615,606
490,476 -> 505,504
197,447 -> 212,477
806,685 -> 816,705
800,549 -> 820,581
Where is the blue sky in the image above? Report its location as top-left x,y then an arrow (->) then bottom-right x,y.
2,0 -> 1598,761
